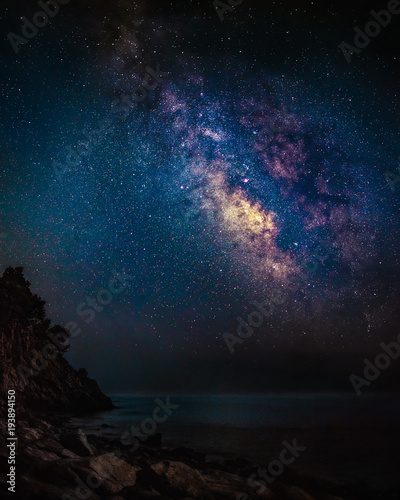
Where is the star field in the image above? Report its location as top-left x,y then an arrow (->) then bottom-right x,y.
1,0 -> 400,392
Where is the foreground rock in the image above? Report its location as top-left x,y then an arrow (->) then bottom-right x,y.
60,429 -> 95,457
1,414 -> 397,500
64,453 -> 139,495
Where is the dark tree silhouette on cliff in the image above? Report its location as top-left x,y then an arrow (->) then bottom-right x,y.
0,267 -> 70,353
0,267 -> 49,330
0,267 -> 114,412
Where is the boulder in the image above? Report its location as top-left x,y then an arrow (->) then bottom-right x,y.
19,426 -> 43,441
143,460 -> 215,499
22,444 -> 60,462
62,448 -> 80,459
202,469 -> 277,499
35,460 -> 80,484
34,418 -> 55,433
35,437 -> 65,455
65,452 -> 139,494
60,428 -> 94,456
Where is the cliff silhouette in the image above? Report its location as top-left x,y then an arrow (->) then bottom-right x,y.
0,266 -> 114,417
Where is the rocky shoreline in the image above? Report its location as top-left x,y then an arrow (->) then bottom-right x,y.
1,408 -> 397,500
0,269 -> 398,500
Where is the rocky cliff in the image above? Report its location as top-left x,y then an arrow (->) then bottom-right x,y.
0,266 -> 114,416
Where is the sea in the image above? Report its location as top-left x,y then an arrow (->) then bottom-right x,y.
64,393 -> 400,490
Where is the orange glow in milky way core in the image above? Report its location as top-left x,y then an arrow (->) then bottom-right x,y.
199,170 -> 299,285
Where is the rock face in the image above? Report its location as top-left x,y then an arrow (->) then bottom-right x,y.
0,266 -> 114,414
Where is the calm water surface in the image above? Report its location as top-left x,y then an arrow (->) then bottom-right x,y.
66,393 -> 400,489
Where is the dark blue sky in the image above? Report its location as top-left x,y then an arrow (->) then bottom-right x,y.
1,0 -> 400,392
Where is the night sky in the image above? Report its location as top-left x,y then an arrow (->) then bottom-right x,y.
1,0 -> 400,393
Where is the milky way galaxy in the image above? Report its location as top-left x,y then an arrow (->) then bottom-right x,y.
1,0 -> 400,392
